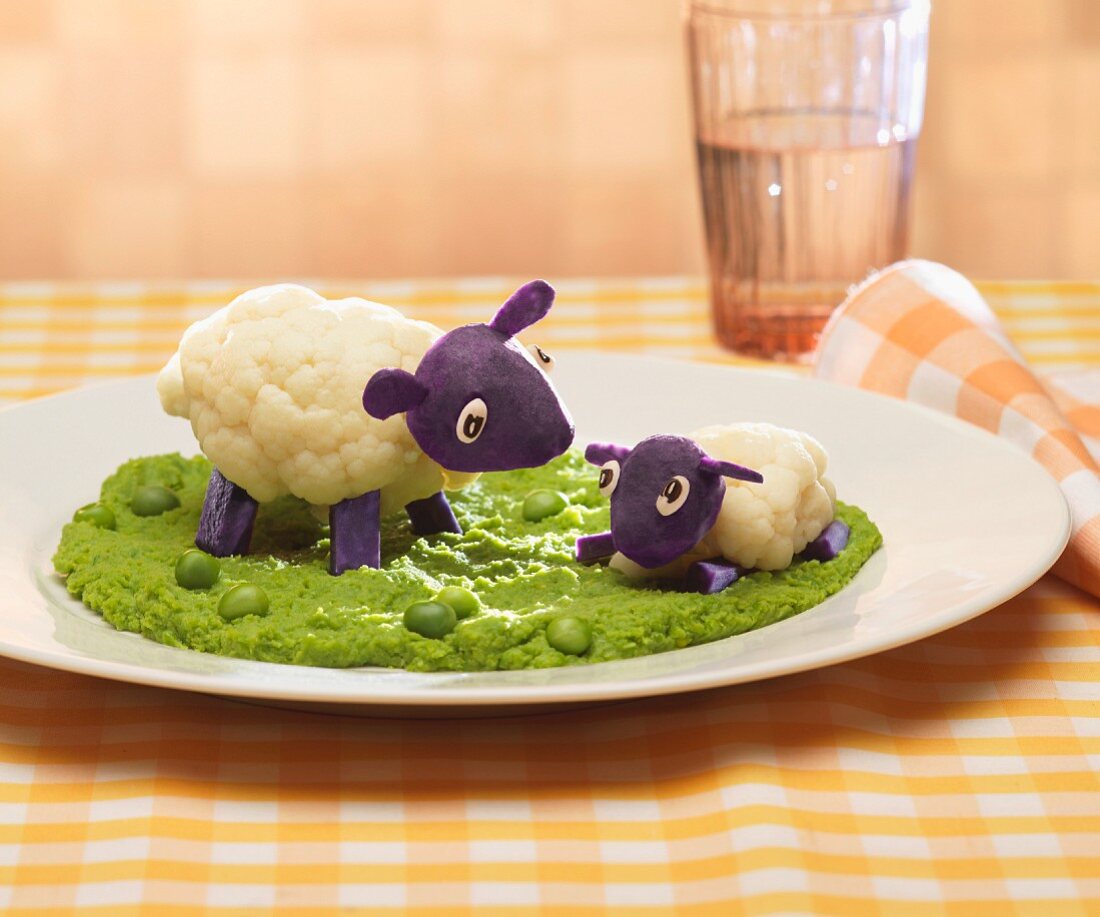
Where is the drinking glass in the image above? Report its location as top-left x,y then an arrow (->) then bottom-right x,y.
686,0 -> 930,362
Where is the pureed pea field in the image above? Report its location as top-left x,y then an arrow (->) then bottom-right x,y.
53,450 -> 881,671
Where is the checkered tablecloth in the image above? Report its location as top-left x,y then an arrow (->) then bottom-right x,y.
0,279 -> 1097,914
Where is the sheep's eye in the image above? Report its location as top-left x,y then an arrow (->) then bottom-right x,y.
598,460 -> 620,496
527,343 -> 554,372
456,397 -> 488,444
656,475 -> 690,516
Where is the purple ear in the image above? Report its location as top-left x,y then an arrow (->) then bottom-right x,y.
699,454 -> 764,484
363,368 -> 428,419
488,280 -> 555,337
584,442 -> 631,465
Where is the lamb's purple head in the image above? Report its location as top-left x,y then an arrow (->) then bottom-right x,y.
362,280 -> 574,473
587,434 -> 763,569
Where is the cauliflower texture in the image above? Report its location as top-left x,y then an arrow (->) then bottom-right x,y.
157,284 -> 477,512
612,422 -> 836,578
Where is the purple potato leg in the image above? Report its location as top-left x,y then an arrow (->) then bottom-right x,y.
196,468 -> 258,557
329,490 -> 381,574
801,520 -> 851,562
405,492 -> 462,536
683,558 -> 746,595
576,531 -> 616,563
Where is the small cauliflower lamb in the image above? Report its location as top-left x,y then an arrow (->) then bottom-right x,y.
575,424 -> 841,594
158,280 -> 574,574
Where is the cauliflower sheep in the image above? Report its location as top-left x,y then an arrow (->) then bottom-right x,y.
575,424 -> 839,594
158,280 -> 574,574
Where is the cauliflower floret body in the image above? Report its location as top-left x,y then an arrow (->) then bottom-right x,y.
611,422 -> 836,579
157,283 -> 475,513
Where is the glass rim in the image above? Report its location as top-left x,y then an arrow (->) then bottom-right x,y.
687,0 -> 928,21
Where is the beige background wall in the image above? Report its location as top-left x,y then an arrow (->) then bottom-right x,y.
0,0 -> 1096,281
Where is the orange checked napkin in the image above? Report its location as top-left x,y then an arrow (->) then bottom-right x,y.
814,259 -> 1100,597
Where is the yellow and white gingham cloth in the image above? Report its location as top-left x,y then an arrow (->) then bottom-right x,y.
0,277 -> 1098,914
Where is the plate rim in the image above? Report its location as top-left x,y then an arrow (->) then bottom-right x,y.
0,359 -> 1072,707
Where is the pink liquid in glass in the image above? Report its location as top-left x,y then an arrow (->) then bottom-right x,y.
696,115 -> 917,362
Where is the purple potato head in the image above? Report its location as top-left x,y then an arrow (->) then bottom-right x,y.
363,280 -> 574,472
585,434 -> 763,570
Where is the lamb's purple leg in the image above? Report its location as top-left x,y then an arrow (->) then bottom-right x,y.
196,469 -> 258,557
801,520 -> 850,561
405,492 -> 462,535
683,558 -> 746,595
576,532 -> 615,563
329,490 -> 381,574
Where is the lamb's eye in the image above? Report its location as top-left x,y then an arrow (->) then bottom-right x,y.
656,476 -> 690,515
527,343 -> 554,372
456,397 -> 488,444
598,460 -> 620,496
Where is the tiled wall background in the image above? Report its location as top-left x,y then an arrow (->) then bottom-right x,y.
0,0 -> 1096,281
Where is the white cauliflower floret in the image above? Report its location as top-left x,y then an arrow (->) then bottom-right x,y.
612,422 -> 836,578
156,283 -> 472,513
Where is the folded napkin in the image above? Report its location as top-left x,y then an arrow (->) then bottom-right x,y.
813,259 -> 1100,598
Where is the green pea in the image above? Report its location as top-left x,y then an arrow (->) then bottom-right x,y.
403,601 -> 457,639
218,583 -> 269,620
131,485 -> 180,517
73,503 -> 116,530
175,549 -> 220,590
434,586 -> 480,620
522,489 -> 569,522
546,616 -> 592,656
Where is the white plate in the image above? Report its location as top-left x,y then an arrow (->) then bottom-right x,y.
0,353 -> 1069,715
